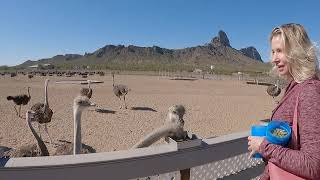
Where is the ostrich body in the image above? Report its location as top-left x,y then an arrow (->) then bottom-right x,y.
10,73 -> 16,77
30,79 -> 54,144
132,105 -> 186,148
267,79 -> 281,98
80,80 -> 93,99
54,140 -> 95,155
112,72 -> 130,109
54,95 -> 96,155
3,111 -> 49,157
7,87 -> 31,117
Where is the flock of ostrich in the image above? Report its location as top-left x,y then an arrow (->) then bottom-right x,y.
1,71 -> 193,158
1,71 -> 282,159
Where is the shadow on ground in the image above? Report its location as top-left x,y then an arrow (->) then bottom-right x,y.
170,78 -> 198,81
130,106 -> 157,112
94,108 -> 116,114
55,140 -> 96,154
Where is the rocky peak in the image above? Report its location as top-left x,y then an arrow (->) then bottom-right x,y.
210,30 -> 231,47
65,54 -> 82,60
239,46 -> 262,62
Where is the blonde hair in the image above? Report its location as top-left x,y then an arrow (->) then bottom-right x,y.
270,23 -> 319,83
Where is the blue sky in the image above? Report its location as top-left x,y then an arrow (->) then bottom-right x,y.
0,0 -> 319,66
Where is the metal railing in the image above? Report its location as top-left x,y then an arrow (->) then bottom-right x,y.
0,131 -> 264,180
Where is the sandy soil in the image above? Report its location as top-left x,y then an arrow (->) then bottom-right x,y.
0,74 -> 281,154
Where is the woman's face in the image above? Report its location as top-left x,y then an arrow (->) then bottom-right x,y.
271,35 -> 291,77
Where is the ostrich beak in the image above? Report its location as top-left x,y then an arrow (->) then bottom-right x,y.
90,102 -> 96,107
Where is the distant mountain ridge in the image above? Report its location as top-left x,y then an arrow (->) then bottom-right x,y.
18,30 -> 268,72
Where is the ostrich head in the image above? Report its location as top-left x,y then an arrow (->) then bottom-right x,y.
166,105 -> 186,125
74,96 -> 96,110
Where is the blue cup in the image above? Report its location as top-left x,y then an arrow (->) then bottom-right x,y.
266,120 -> 291,146
251,125 -> 267,158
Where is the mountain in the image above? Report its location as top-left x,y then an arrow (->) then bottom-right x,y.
239,47 -> 263,62
17,30 -> 269,73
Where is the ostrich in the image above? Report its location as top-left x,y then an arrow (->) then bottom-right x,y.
28,74 -> 34,79
54,95 -> 96,155
267,79 -> 281,100
30,79 -> 54,144
10,73 -> 17,77
112,72 -> 130,109
7,87 -> 31,117
131,105 -> 189,179
132,105 -> 187,148
3,110 -> 49,158
80,80 -> 93,99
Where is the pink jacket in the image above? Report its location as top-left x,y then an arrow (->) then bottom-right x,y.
258,77 -> 320,180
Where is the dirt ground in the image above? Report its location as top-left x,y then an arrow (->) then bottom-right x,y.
0,73 -> 281,154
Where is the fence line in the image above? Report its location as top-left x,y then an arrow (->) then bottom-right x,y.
0,131 -> 263,180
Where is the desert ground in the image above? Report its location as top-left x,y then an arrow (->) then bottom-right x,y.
0,73 -> 281,155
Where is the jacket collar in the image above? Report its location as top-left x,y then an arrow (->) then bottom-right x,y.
271,76 -> 319,119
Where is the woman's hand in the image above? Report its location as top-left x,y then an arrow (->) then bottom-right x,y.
248,136 -> 265,157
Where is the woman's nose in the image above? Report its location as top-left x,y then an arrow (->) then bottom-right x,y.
272,54 -> 279,64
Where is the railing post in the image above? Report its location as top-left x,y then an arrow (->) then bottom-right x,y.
165,131 -> 202,180
180,168 -> 190,180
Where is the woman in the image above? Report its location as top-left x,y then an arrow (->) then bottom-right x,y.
248,23 -> 320,179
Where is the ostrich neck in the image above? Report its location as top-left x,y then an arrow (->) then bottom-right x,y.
27,88 -> 31,98
73,106 -> 82,155
132,124 -> 178,148
44,81 -> 48,106
26,115 -> 49,156
112,76 -> 115,87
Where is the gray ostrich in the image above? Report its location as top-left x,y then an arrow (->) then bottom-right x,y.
7,87 -> 31,117
54,95 -> 96,155
112,72 -> 130,109
30,79 -> 54,144
267,79 -> 281,100
80,80 -> 93,99
132,105 -> 187,148
3,110 -> 49,158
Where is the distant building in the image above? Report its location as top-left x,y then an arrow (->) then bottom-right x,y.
28,64 -> 40,69
193,68 -> 203,73
28,63 -> 55,70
